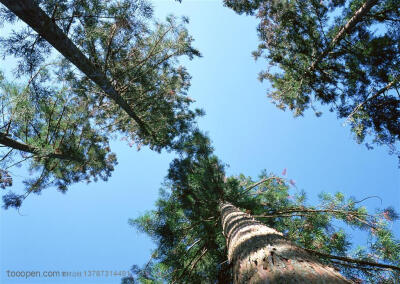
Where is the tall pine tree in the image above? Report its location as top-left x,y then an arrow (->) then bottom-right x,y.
0,0 -> 202,208
128,131 -> 400,283
0,0 -> 201,149
224,0 -> 400,161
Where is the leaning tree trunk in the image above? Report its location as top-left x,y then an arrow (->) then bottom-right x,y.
220,202 -> 351,283
0,0 -> 150,137
309,0 -> 378,71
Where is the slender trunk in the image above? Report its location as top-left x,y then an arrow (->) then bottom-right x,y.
220,202 -> 351,283
309,0 -> 378,71
0,132 -> 81,161
0,0 -> 151,137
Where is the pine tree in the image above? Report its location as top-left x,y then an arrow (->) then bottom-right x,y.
0,72 -> 116,209
0,0 -> 202,208
128,132 -> 400,283
0,0 -> 201,149
223,0 -> 400,160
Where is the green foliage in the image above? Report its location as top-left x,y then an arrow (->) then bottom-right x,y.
224,0 -> 400,160
1,0 -> 202,150
128,132 -> 400,283
0,0 -> 202,207
0,72 -> 116,208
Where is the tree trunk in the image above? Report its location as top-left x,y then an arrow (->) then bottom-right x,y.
220,202 -> 351,283
0,0 -> 150,137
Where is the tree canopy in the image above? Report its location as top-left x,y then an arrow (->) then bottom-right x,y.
224,0 -> 400,160
127,132 -> 400,283
0,0 -> 202,208
0,1 -> 398,282
0,71 -> 117,208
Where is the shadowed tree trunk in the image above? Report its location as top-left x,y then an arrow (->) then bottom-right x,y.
220,202 -> 351,283
0,0 -> 151,137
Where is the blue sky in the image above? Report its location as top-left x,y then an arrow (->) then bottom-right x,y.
1,1 -> 399,283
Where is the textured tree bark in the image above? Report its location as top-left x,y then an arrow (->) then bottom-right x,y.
0,0 -> 150,137
220,202 -> 351,283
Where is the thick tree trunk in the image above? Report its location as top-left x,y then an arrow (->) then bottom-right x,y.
220,202 -> 351,283
0,0 -> 150,137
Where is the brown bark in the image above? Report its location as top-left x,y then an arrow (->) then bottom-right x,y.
0,0 -> 151,137
220,202 -> 351,283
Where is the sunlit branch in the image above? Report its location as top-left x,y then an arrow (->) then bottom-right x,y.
54,15 -> 118,21
133,25 -> 174,67
238,176 -> 285,197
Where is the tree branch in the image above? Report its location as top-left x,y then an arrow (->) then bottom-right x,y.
0,132 -> 81,162
187,248 -> 208,278
303,247 -> 400,272
238,176 -> 284,197
346,76 -> 400,121
172,244 -> 207,283
256,207 -> 377,229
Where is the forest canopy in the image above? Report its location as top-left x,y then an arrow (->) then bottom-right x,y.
0,0 -> 399,283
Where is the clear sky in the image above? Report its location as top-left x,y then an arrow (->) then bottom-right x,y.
1,1 -> 399,283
